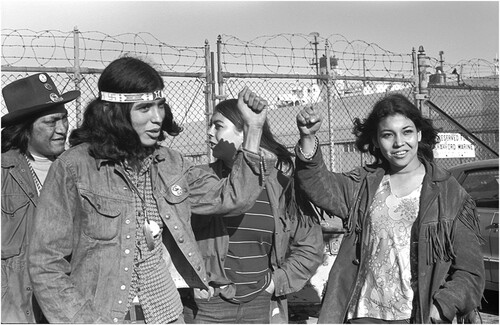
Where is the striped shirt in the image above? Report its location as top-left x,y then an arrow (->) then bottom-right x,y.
223,187 -> 275,303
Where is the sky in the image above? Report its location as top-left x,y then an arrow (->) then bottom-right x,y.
1,0 -> 499,65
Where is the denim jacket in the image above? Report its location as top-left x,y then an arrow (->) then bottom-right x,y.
28,143 -> 273,323
191,160 -> 324,323
295,146 -> 485,324
2,149 -> 40,323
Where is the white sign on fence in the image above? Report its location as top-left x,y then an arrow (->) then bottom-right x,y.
434,133 -> 476,158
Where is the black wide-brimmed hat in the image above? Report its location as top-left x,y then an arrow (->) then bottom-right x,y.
2,73 -> 81,127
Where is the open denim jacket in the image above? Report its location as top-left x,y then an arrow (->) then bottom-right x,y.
28,143 -> 274,323
2,149 -> 43,323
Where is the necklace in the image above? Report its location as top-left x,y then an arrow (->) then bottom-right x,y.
123,167 -> 160,251
24,154 -> 43,194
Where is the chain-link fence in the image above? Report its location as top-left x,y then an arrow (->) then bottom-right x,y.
426,85 -> 499,169
216,34 -> 499,172
2,29 -> 498,170
1,29 -> 212,163
2,27 -> 499,312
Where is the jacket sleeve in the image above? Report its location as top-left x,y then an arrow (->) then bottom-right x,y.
188,148 -> 275,217
294,142 -> 354,220
28,158 -> 104,323
433,196 -> 485,321
272,217 -> 324,296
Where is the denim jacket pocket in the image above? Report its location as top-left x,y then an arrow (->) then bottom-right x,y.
81,191 -> 122,240
2,194 -> 29,217
1,195 -> 30,258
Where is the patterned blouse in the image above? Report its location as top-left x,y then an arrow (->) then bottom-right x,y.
348,174 -> 422,321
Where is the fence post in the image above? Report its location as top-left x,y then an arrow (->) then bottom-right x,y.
204,39 -> 213,164
73,26 -> 83,127
411,47 -> 419,107
215,35 -> 229,103
416,46 -> 430,115
325,41 -> 336,172
211,51 -> 217,110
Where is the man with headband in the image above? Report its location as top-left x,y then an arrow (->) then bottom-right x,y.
28,57 -> 273,323
1,73 -> 80,323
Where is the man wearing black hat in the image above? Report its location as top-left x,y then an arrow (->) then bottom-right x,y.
1,73 -> 80,323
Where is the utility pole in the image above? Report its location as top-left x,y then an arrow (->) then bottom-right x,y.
309,32 -> 320,84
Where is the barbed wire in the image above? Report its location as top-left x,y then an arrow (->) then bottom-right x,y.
219,33 -> 498,83
219,33 -> 414,78
427,56 -> 499,86
1,29 -> 206,72
2,29 -> 497,84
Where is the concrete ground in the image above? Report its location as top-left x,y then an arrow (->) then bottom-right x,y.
289,290 -> 499,324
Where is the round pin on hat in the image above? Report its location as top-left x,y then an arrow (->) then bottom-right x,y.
2,73 -> 80,127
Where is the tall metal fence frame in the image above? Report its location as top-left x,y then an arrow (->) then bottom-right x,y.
215,37 -> 416,172
1,28 -> 216,165
214,36 -> 499,172
2,29 -> 498,171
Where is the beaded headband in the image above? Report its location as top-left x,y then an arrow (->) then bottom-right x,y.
100,90 -> 165,103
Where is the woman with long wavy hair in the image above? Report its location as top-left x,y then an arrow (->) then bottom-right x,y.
295,94 -> 484,324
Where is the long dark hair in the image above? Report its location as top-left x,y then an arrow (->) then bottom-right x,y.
1,117 -> 36,154
353,93 -> 439,164
69,56 -> 182,165
214,98 -> 318,224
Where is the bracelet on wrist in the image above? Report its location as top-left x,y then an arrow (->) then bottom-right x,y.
299,136 -> 318,160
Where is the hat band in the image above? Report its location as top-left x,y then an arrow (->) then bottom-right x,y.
100,90 -> 165,103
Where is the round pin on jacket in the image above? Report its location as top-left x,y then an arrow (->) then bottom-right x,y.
38,74 -> 47,83
171,184 -> 184,196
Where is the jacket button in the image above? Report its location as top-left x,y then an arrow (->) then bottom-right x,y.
120,285 -> 126,290
118,300 -> 123,304
196,266 -> 202,271
125,249 -> 130,254
178,237 -> 184,243
174,225 -> 178,230
188,252 -> 192,257
113,318 -> 118,323
26,287 -> 32,291
165,215 -> 170,219
352,259 -> 360,265
125,220 -> 130,224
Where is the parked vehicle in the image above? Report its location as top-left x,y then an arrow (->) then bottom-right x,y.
449,159 -> 499,292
